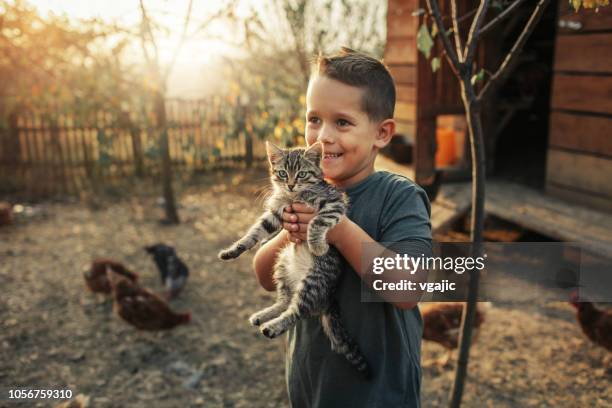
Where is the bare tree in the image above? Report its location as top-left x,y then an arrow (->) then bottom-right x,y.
137,0 -> 234,223
419,0 -> 552,406
240,0 -> 386,108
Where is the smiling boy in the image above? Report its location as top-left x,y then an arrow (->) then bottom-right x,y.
253,48 -> 432,407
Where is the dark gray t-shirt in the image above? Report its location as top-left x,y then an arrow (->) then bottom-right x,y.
286,171 -> 433,408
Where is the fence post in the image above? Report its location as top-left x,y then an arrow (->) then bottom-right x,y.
7,111 -> 21,167
243,105 -> 253,168
121,111 -> 144,178
50,116 -> 68,194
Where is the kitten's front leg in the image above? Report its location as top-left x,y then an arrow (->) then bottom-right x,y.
306,203 -> 344,256
218,210 -> 281,260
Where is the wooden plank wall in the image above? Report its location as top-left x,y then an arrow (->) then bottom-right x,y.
385,0 -> 478,185
385,0 -> 418,142
546,3 -> 612,212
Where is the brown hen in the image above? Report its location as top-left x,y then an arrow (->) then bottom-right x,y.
108,271 -> 191,331
421,302 -> 486,366
570,292 -> 612,353
83,258 -> 139,294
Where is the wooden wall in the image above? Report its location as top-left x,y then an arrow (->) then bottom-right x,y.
384,0 -> 477,185
546,3 -> 612,212
385,0 -> 418,143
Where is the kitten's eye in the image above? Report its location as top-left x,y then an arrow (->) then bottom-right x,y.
297,171 -> 307,178
278,170 -> 288,178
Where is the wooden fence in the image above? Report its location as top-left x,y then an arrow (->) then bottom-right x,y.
0,98 -> 267,198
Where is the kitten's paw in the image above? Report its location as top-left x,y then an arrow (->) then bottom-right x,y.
308,240 -> 329,257
260,321 -> 286,339
217,244 -> 246,260
248,313 -> 263,326
217,249 -> 234,260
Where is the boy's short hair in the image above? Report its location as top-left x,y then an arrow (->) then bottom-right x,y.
314,47 -> 396,122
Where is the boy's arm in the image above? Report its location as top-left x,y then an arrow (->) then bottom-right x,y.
252,228 -> 290,292
284,204 -> 429,310
327,217 -> 427,310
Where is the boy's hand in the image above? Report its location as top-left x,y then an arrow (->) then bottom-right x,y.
282,203 -> 349,245
282,203 -> 315,244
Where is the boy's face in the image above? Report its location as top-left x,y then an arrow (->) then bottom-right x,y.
305,75 -> 393,188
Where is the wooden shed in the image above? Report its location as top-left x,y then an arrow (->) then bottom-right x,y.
384,0 -> 612,214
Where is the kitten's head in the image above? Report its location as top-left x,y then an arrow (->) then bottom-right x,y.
266,142 -> 323,193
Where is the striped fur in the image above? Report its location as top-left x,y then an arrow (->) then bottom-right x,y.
218,142 -> 371,378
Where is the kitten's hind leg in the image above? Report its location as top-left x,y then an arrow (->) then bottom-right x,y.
218,211 -> 281,260
321,302 -> 371,379
259,304 -> 300,339
260,271 -> 331,339
249,278 -> 291,326
249,302 -> 287,326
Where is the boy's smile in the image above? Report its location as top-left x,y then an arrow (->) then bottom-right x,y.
305,75 -> 394,188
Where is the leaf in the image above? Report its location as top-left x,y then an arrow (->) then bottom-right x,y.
571,0 -> 611,10
492,0 -> 504,11
431,22 -> 438,39
417,23 -> 434,59
431,57 -> 441,73
471,69 -> 486,85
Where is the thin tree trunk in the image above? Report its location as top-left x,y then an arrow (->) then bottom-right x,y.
154,91 -> 180,224
449,79 -> 486,408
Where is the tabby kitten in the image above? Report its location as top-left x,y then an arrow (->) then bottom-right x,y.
218,142 -> 370,378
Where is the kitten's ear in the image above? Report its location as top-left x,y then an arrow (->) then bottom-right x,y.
304,142 -> 322,166
266,141 -> 284,165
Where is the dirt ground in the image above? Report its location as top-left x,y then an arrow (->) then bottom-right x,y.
0,168 -> 610,408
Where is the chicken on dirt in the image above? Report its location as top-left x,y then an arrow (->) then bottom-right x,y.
421,302 -> 487,366
108,269 -> 191,331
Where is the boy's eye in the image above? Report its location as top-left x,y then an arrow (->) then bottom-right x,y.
297,171 -> 307,178
308,117 -> 321,125
337,119 -> 351,127
278,170 -> 288,178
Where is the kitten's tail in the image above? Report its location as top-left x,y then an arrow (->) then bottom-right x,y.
321,302 -> 371,379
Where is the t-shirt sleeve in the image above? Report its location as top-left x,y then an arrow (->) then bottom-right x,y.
379,177 -> 433,256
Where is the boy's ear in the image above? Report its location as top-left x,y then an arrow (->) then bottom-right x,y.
266,141 -> 284,165
374,119 -> 396,149
304,142 -> 322,166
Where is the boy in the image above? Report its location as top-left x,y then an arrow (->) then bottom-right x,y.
253,48 -> 432,407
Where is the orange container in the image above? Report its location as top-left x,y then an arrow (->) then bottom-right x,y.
435,128 -> 457,167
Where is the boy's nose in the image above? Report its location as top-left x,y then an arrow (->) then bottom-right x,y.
317,126 -> 336,144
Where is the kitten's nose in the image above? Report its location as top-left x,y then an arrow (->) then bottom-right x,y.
288,184 -> 295,191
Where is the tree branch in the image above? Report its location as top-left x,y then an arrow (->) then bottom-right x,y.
478,0 -> 551,101
463,0 -> 490,66
425,0 -> 461,71
163,0 -> 193,83
480,0 -> 527,36
186,1 -> 235,39
138,0 -> 160,74
450,1 -> 464,62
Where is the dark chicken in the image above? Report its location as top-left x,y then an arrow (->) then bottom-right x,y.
145,243 -> 189,299
108,270 -> 191,331
84,259 -> 139,294
570,292 -> 612,353
421,302 -> 486,365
